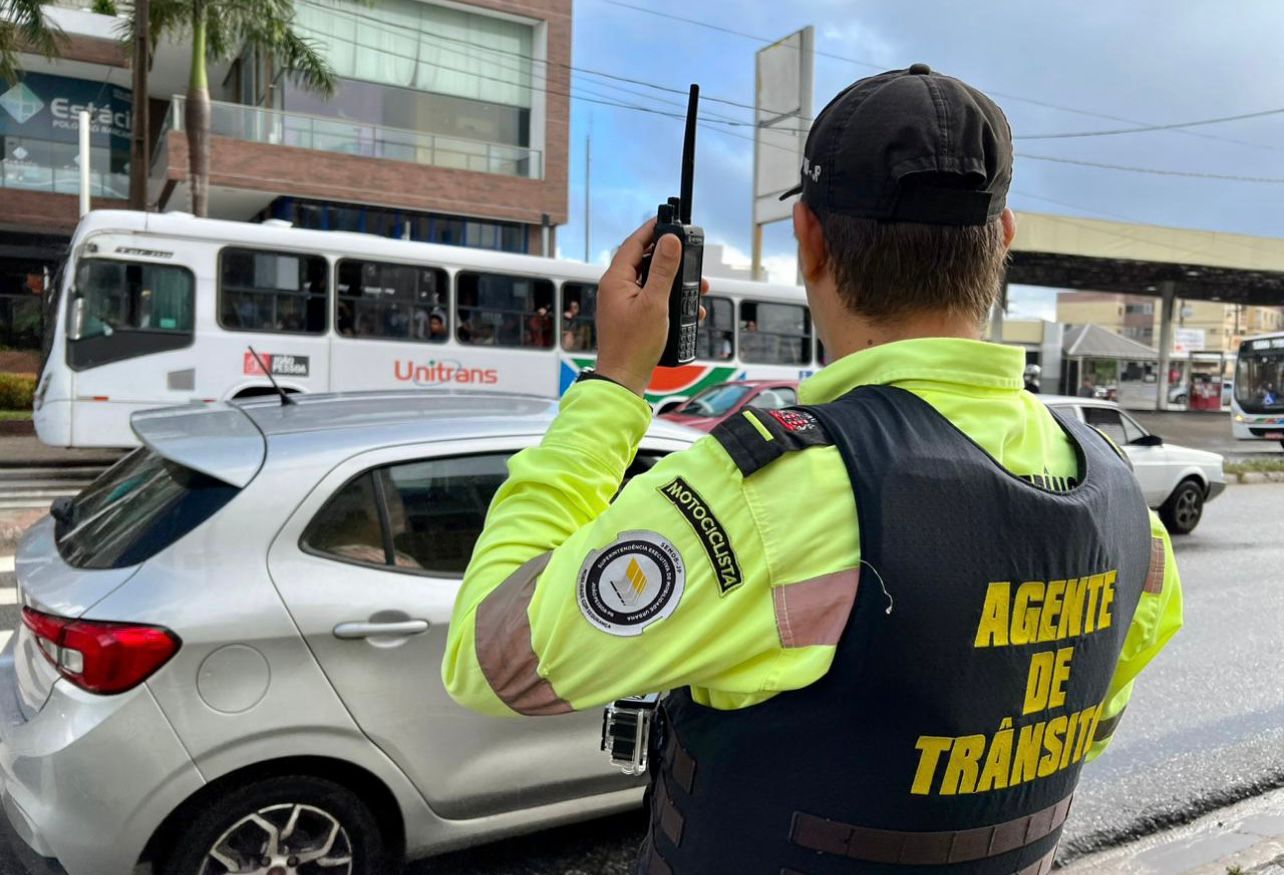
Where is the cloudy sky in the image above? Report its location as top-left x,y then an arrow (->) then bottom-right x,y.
555,0 -> 1284,319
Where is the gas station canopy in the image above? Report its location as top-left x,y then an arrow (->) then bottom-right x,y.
1007,212 -> 1284,306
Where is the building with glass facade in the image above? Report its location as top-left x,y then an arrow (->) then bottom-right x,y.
0,0 -> 570,357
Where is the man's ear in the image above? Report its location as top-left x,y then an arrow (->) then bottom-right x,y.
793,201 -> 828,283
1001,207 -> 1017,250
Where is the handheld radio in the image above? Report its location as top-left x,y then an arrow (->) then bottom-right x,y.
641,84 -> 704,367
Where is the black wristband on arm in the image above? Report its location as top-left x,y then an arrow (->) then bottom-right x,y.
574,370 -> 631,391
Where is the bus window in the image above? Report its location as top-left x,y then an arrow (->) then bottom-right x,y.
219,248 -> 327,334
696,296 -> 733,361
561,283 -> 597,351
456,272 -> 554,349
67,259 -> 195,369
739,301 -> 811,365
336,260 -> 447,342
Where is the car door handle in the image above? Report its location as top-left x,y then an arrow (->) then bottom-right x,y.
333,620 -> 430,640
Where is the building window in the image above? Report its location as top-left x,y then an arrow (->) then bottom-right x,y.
336,259 -> 447,341
456,272 -> 554,348
291,0 -> 534,150
561,282 -> 597,351
739,301 -> 812,365
219,248 -> 328,334
696,296 -> 734,361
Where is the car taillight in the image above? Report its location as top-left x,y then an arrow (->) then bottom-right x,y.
21,608 -> 180,694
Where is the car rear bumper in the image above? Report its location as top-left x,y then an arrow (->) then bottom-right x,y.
0,638 -> 203,875
1206,479 -> 1227,502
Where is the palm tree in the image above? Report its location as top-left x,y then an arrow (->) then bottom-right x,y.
123,0 -> 336,216
1,0 -> 63,85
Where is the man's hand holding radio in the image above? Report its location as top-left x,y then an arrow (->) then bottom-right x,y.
594,218 -> 708,397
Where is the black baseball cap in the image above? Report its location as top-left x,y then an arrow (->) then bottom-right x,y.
780,64 -> 1012,226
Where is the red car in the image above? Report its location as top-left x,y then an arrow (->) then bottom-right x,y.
659,380 -> 800,432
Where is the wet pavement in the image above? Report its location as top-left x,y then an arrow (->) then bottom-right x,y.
1058,482 -> 1284,861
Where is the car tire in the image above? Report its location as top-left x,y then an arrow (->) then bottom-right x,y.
1159,479 -> 1205,536
161,775 -> 393,875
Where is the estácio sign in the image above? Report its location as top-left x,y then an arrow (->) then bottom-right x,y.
0,72 -> 132,146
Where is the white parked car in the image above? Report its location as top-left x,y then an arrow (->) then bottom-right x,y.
1046,396 -> 1226,535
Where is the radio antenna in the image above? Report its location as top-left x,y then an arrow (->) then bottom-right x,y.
247,346 -> 295,406
678,84 -> 699,225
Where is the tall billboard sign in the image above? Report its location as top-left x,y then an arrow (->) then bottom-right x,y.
751,27 -> 814,281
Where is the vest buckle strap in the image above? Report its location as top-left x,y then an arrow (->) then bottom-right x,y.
664,734 -> 698,795
789,792 -> 1074,865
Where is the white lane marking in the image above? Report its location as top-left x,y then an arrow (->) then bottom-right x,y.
0,631 -> 11,651
0,590 -> 16,606
0,556 -> 12,574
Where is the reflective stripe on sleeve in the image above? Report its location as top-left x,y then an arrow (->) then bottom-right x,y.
1093,706 -> 1126,742
1144,537 -> 1165,594
772,568 -> 860,649
474,552 -> 573,716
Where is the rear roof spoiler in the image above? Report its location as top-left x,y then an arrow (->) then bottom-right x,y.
130,404 -> 266,488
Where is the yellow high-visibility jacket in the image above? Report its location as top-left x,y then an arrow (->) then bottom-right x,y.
442,338 -> 1183,758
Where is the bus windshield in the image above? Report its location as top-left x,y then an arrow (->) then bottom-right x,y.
74,259 -> 195,340
1235,338 -> 1284,412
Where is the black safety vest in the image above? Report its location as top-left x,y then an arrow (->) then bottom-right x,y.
639,385 -> 1154,875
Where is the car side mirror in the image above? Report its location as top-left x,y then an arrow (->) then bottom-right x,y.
1130,434 -> 1163,447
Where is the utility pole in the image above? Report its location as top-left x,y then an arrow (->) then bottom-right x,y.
129,0 -> 150,211
583,129 -> 591,262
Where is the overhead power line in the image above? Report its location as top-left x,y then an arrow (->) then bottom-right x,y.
1017,106 -> 1284,140
292,2 -> 802,154
293,0 -> 1282,182
588,0 -> 1281,151
1016,152 -> 1284,183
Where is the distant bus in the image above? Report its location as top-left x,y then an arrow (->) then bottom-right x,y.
35,211 -> 821,448
1231,331 -> 1284,447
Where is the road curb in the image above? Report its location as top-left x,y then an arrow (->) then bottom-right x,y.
1234,471 -> 1284,484
1059,787 -> 1284,874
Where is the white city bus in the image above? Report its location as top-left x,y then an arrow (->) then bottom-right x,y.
35,211 -> 822,448
1231,331 -> 1284,447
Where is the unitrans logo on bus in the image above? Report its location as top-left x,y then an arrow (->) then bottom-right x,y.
395,359 -> 499,386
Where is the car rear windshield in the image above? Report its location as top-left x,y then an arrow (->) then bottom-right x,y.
679,384 -> 752,417
56,449 -> 240,569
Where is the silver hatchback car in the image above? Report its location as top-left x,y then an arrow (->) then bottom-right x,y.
2,392 -> 699,875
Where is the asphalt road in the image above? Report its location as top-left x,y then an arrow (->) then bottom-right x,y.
1057,480 -> 1284,861
0,484 -> 1279,873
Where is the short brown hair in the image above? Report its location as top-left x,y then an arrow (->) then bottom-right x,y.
819,212 -> 1007,324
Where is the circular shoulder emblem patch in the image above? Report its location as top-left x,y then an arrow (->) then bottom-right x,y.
578,531 -> 685,637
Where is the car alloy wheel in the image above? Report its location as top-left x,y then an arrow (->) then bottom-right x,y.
1160,480 -> 1204,535
200,803 -> 353,875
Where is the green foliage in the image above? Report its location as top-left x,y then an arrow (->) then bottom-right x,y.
92,0 -> 118,15
1,0 -> 66,85
0,373 -> 36,411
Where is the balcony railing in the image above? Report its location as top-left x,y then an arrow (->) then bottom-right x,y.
161,95 -> 543,180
